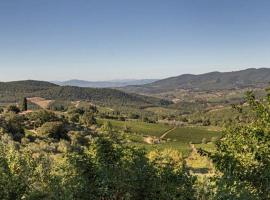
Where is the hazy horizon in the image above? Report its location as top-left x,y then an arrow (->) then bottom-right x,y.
1,0 -> 270,81
0,67 -> 267,82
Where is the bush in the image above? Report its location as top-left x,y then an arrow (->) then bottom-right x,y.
6,105 -> 20,114
38,121 -> 68,140
101,121 -> 113,133
68,113 -> 80,123
201,138 -> 207,144
1,114 -> 25,142
80,112 -> 96,127
27,110 -> 59,128
203,119 -> 211,126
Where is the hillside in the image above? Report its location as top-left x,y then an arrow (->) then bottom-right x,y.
53,79 -> 158,88
0,80 -> 57,93
0,80 -> 170,107
121,68 -> 270,94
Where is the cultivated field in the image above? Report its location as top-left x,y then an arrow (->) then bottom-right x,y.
98,119 -> 221,156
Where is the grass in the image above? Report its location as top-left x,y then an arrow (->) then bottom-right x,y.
129,141 -> 191,157
97,119 -> 172,137
98,119 -> 221,157
164,127 -> 221,144
145,106 -> 179,115
195,142 -> 217,153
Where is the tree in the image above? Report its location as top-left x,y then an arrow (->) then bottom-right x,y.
63,135 -> 196,199
1,113 -> 25,142
21,97 -> 28,111
200,91 -> 270,199
38,121 -> 68,140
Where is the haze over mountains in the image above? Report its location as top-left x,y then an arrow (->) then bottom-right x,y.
1,68 -> 270,107
121,68 -> 270,94
52,79 -> 158,88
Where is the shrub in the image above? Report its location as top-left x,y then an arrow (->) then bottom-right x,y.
201,138 -> 207,144
27,110 -> 59,128
80,112 -> 96,127
38,121 -> 68,140
6,105 -> 20,114
1,114 -> 25,142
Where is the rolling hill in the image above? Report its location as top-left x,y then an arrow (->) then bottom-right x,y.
0,80 -> 170,107
121,68 -> 270,94
53,79 -> 158,88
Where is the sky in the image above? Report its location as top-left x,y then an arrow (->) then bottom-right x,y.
0,0 -> 270,81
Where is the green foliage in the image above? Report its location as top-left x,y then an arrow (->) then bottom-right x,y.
80,112 -> 97,127
101,121 -> 113,133
48,100 -> 71,111
98,119 -> 171,137
26,110 -> 59,128
68,113 -> 80,123
38,121 -> 68,140
61,136 -> 196,199
0,131 -> 196,199
6,105 -> 20,114
0,141 -> 34,199
21,97 -> 28,111
165,127 -> 221,144
0,114 -> 25,142
205,91 -> 270,199
0,80 -> 171,107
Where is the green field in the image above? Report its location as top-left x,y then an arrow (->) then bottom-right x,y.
98,119 -> 221,156
97,119 -> 172,136
164,127 -> 221,144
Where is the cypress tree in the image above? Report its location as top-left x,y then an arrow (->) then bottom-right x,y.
21,97 -> 27,111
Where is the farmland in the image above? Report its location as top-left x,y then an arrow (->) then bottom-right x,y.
97,119 -> 221,156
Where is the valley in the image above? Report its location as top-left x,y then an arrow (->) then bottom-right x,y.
0,68 -> 269,199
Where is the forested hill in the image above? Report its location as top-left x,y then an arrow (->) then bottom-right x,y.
0,80 -> 170,107
121,68 -> 270,94
0,80 -> 57,93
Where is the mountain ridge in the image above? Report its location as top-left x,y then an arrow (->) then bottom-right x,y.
121,68 -> 270,94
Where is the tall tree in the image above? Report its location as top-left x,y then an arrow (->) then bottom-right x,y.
21,97 -> 27,111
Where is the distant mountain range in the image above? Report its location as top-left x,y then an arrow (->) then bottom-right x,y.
52,79 -> 159,88
121,68 -> 270,94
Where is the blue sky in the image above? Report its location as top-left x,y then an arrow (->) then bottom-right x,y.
0,0 -> 270,81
